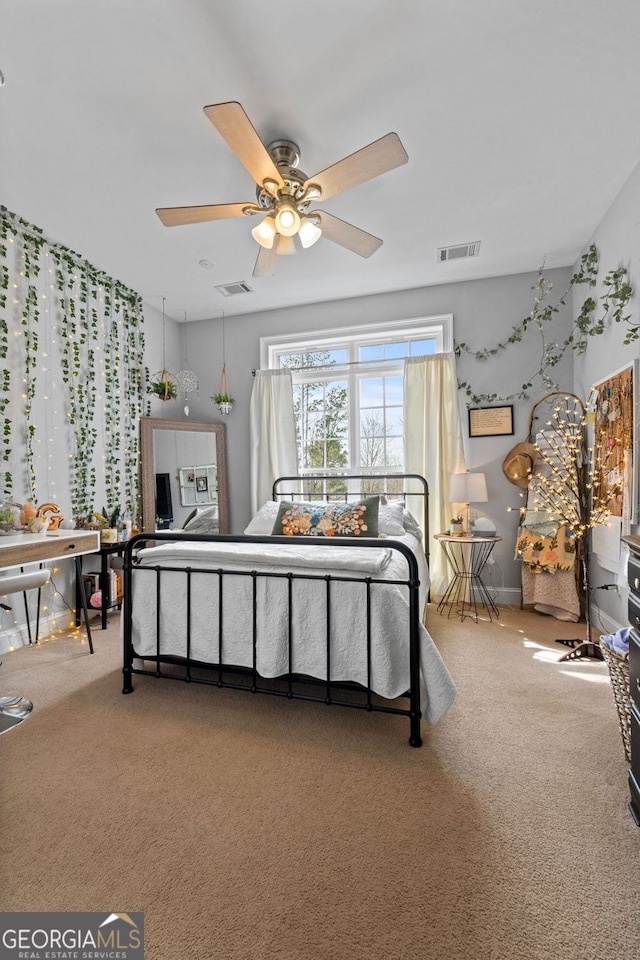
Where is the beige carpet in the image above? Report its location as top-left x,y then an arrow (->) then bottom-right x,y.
0,606 -> 638,960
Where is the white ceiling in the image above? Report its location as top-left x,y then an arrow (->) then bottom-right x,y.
3,0 -> 640,322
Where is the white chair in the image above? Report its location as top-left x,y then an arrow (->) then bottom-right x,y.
0,568 -> 52,722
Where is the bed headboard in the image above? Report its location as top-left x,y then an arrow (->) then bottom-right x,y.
272,473 -> 429,561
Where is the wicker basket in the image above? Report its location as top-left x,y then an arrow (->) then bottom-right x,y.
599,639 -> 631,763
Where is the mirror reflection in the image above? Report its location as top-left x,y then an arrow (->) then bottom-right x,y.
140,418 -> 228,533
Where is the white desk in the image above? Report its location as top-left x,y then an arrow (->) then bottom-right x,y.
0,529 -> 100,652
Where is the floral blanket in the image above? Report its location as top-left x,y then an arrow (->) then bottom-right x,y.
516,523 -> 577,573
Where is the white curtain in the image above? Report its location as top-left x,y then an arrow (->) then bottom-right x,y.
250,369 -> 298,515
404,353 -> 466,597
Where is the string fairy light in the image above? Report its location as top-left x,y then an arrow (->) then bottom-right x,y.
524,392 -> 614,660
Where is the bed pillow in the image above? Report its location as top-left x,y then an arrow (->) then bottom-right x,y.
182,505 -> 219,533
272,497 -> 380,538
245,497 -> 408,537
244,500 -> 280,535
402,508 -> 423,541
378,500 -> 405,536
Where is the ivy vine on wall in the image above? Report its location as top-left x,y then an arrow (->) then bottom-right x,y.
0,206 -> 147,521
456,244 -> 634,405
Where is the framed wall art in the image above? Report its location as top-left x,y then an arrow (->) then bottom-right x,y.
468,404 -> 514,438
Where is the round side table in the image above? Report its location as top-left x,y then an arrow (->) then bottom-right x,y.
435,533 -> 501,622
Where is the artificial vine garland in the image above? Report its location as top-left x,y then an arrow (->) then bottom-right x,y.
456,244 -> 634,405
0,205 -> 146,520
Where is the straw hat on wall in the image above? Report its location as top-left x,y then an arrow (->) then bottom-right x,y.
502,442 -> 538,488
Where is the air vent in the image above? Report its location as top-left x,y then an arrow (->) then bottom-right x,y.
437,241 -> 481,262
214,280 -> 253,297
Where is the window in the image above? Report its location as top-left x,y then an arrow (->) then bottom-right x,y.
262,316 -> 452,489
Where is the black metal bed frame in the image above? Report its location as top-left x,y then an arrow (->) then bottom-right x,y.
122,473 -> 429,747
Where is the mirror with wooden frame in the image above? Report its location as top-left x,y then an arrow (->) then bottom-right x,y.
139,417 -> 229,533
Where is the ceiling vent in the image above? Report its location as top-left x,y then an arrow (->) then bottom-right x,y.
214,280 -> 253,297
437,241 -> 481,262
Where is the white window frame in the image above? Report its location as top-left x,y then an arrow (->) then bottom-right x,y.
261,314 -> 453,474
261,315 -> 453,369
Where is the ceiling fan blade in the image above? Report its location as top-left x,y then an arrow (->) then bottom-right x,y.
204,101 -> 285,191
253,238 -> 280,278
304,132 -> 408,202
316,212 -> 383,258
156,202 -> 259,227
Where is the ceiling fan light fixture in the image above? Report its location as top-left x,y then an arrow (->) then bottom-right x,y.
298,216 -> 322,249
275,203 -> 301,237
277,234 -> 297,256
251,215 -> 277,249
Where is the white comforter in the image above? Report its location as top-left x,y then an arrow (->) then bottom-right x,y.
129,533 -> 456,724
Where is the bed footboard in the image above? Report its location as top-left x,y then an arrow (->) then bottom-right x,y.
122,532 -> 424,747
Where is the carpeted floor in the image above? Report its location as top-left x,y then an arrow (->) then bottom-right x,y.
0,605 -> 638,960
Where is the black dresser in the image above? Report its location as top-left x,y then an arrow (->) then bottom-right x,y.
623,535 -> 640,825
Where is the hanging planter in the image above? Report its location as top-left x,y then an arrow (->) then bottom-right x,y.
149,369 -> 179,401
211,314 -> 234,415
149,297 -> 178,402
211,366 -> 234,415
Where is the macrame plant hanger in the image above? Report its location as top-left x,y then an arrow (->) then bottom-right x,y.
177,311 -> 199,416
213,312 -> 234,415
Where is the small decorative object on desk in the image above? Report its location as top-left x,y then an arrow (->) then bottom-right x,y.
27,516 -> 48,534
0,504 -> 18,534
449,516 -> 464,536
93,506 -> 122,544
36,502 -> 63,530
20,499 -> 37,526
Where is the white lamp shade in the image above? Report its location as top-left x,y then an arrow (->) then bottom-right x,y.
276,234 -> 297,255
298,217 -> 322,248
450,472 -> 488,503
251,216 -> 276,249
275,203 -> 301,237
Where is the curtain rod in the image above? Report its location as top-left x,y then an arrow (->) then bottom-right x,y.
251,356 -> 412,377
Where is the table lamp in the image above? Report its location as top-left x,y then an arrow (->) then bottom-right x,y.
450,471 -> 488,533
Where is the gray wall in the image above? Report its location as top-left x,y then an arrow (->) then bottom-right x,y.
153,267 -> 576,598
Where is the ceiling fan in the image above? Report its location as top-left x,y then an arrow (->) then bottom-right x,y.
156,101 -> 408,278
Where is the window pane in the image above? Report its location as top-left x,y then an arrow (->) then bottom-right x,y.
385,376 -> 404,405
410,338 -> 436,356
280,352 -> 304,368
360,409 -> 386,468
359,344 -> 383,362
282,348 -> 348,369
385,437 -> 404,465
385,341 -> 408,359
360,408 -> 385,435
360,377 -> 382,407
296,378 -> 349,472
385,411 -> 404,436
325,348 -> 348,365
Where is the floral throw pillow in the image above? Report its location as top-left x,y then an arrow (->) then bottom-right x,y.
272,498 -> 379,538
